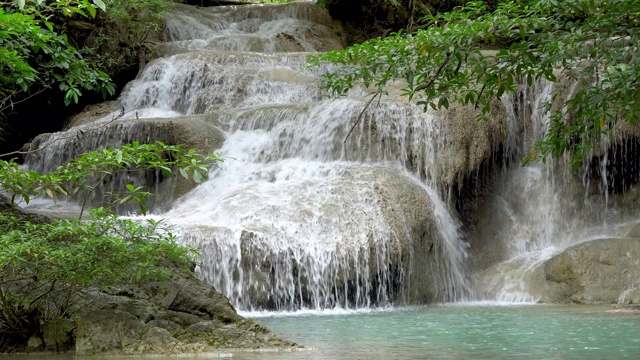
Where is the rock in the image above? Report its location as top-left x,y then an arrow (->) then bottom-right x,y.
623,221 -> 640,239
275,33 -> 306,52
66,101 -> 119,128
0,194 -> 53,224
611,304 -> 640,313
147,319 -> 180,334
434,99 -> 509,190
76,310 -> 147,355
42,319 -> 75,352
191,166 -> 467,309
530,238 -> 640,304
618,288 -> 640,304
26,335 -> 43,351
23,116 -> 225,211
72,272 -> 297,355
137,273 -> 243,324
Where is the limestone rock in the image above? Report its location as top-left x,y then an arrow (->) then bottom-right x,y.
23,116 -> 225,211
193,166 -> 467,309
42,319 -> 75,352
76,310 -> 147,355
531,238 -> 640,304
434,99 -> 509,189
619,288 -> 640,305
73,272 -> 297,356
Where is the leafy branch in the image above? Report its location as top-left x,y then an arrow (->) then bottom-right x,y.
310,0 -> 640,164
0,141 -> 223,219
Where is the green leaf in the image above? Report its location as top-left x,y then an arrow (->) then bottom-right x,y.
87,5 -> 96,18
92,0 -> 106,12
118,195 -> 132,204
193,170 -> 203,184
158,166 -> 173,176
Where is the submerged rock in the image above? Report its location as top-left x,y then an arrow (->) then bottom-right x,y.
531,238 -> 640,304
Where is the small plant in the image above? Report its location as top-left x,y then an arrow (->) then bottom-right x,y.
0,0 -> 115,115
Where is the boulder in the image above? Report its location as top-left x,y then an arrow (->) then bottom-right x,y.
188,166 -> 469,309
42,319 -> 75,352
73,272 -> 298,356
23,116 -> 225,212
530,238 -> 640,304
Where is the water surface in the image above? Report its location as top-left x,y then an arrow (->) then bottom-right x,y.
241,305 -> 640,359
4,303 -> 639,359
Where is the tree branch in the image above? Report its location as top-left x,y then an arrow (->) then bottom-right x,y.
343,92 -> 382,161
413,52 -> 452,93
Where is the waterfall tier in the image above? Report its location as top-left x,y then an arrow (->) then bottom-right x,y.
23,1 -> 640,309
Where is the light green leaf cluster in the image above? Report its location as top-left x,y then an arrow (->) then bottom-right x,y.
310,0 -> 640,164
0,141 -> 223,217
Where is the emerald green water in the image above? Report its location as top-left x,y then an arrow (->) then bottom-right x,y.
238,305 -> 640,359
3,305 -> 640,359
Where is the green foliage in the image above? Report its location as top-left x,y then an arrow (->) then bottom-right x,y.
0,208 -> 197,341
0,142 -> 220,344
310,0 -> 640,164
258,0 -> 300,3
0,1 -> 115,115
0,141 -> 222,218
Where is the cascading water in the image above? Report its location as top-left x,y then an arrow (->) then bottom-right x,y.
27,1 -> 634,311
24,2 -> 477,311
473,78 -> 639,303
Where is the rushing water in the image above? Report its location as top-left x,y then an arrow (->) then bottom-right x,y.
22,0 -> 637,312
26,1 -> 477,310
5,306 -> 640,359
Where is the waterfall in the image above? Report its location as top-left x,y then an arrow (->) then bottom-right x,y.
33,1 -> 638,310
19,2 -> 482,311
474,77 -> 638,303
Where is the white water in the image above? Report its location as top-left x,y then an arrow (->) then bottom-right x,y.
475,78 -> 637,303
22,2 -> 634,310
95,2 -> 472,310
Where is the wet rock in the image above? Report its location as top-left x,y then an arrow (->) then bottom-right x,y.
275,33 -> 306,52
618,288 -> 640,304
194,166 -> 466,309
23,116 -> 225,211
611,304 -> 640,312
435,99 -> 509,190
531,238 -> 640,304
